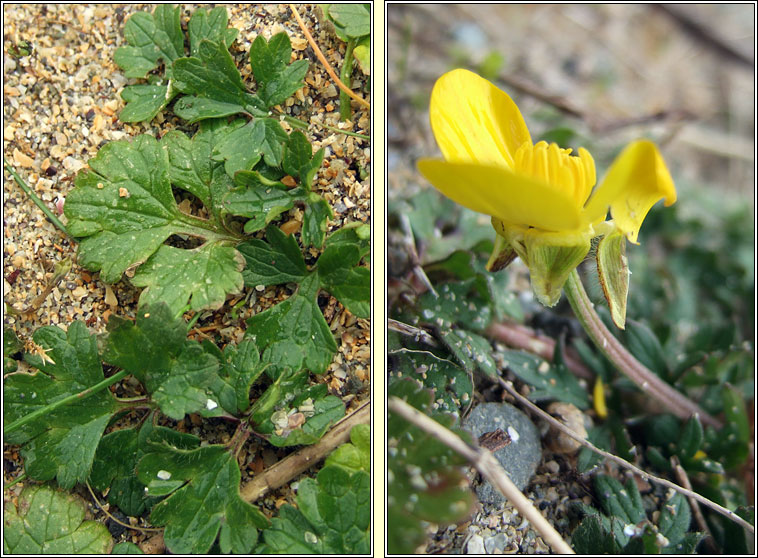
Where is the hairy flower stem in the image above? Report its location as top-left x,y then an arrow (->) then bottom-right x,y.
4,370 -> 129,436
564,270 -> 722,430
4,157 -> 71,238
339,38 -> 357,121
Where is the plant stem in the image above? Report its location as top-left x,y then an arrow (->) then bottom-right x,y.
4,157 -> 71,238
4,370 -> 129,435
339,38 -> 357,121
563,269 -> 721,429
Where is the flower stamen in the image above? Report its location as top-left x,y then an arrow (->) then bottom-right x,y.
513,141 -> 596,207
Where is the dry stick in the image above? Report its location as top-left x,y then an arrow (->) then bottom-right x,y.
241,400 -> 370,503
671,456 -> 720,554
289,4 -> 370,110
495,376 -> 755,534
564,270 -> 722,430
487,321 -> 593,380
388,396 -> 575,554
388,318 -> 440,348
399,213 -> 438,297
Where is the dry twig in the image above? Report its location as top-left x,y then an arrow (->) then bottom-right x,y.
241,400 -> 370,503
388,396 -> 575,554
496,376 -> 754,534
289,4 -> 370,109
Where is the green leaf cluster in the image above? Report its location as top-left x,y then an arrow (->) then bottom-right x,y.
241,223 -> 369,378
114,4 -> 307,123
4,303 -> 351,553
259,424 -> 370,553
65,5 -> 362,323
571,475 -> 704,554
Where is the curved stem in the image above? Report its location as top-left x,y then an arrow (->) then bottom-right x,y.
564,270 -> 722,430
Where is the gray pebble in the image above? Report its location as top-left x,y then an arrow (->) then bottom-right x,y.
463,402 -> 542,503
484,532 -> 509,554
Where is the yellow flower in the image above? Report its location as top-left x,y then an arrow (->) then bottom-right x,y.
418,69 -> 676,310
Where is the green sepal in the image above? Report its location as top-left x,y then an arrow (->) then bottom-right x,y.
596,229 -> 629,329
516,235 -> 590,308
486,221 -> 516,272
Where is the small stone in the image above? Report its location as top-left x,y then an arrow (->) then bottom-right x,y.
71,286 -> 88,299
104,284 -> 118,308
545,402 -> 587,455
13,148 -> 34,168
463,402 -> 542,502
466,534 -> 485,554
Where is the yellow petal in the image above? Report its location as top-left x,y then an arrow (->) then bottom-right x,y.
582,140 -> 676,243
417,159 -> 582,232
429,69 -> 531,168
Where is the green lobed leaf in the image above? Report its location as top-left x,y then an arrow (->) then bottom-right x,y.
317,224 -> 371,318
264,387 -> 345,447
212,118 -> 289,177
247,273 -> 337,376
163,118 -> 238,223
138,443 -> 269,554
104,303 -> 219,420
389,349 -> 473,416
187,6 -> 239,56
260,465 -> 370,553
237,225 -> 307,287
119,84 -> 174,123
3,322 -> 118,489
249,370 -> 309,424
302,194 -> 334,249
89,420 -> 199,517
327,4 -> 371,39
418,280 -> 492,333
325,423 -> 370,474
249,32 -> 309,108
3,485 -> 113,554
283,130 -> 325,188
114,5 -> 183,79
502,349 -> 590,408
438,328 -> 498,377
173,39 -> 266,122
223,170 -> 307,234
202,338 -> 266,415
64,132 -> 247,314
387,378 -> 474,554
131,243 -> 245,317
